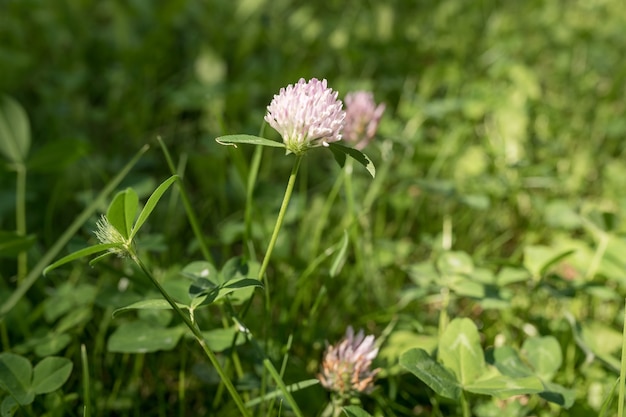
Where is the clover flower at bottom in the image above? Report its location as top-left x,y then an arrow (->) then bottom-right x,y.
318,326 -> 380,398
264,78 -> 345,155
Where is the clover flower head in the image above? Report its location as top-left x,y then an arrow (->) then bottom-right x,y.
318,326 -> 380,397
94,215 -> 128,257
343,91 -> 385,150
264,78 -> 345,155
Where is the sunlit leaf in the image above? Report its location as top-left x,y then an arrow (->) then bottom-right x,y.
106,188 -> 137,240
465,375 -> 543,399
492,346 -> 533,378
215,134 -> 285,149
400,348 -> 461,400
43,243 -> 120,276
342,405 -> 373,417
539,381 -> 575,408
522,336 -> 562,380
523,245 -> 575,281
438,318 -> 485,385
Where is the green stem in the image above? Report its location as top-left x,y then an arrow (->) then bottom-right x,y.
129,251 -> 250,417
309,168 -> 344,258
460,391 -> 470,417
81,344 -> 91,417
16,163 -> 27,282
178,347 -> 186,417
258,155 -> 303,287
244,144 -> 264,258
618,298 -> 626,417
263,358 -> 304,417
156,137 -> 214,264
438,287 -> 450,339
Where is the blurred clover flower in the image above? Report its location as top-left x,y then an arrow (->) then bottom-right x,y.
265,78 -> 345,155
318,326 -> 380,398
94,215 -> 129,257
342,91 -> 385,150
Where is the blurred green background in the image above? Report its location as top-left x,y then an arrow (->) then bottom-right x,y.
2,0 -> 626,256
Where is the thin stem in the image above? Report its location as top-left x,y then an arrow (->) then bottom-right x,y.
618,299 -> 626,417
309,168 -> 344,258
258,155 -> 303,287
438,287 -> 450,339
81,344 -> 91,417
178,347 -> 186,417
245,144 -> 264,258
16,163 -> 27,282
460,391 -> 471,417
263,358 -> 304,417
156,137 -> 214,264
129,250 -> 251,417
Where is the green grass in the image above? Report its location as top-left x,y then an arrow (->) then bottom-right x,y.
2,0 -> 626,416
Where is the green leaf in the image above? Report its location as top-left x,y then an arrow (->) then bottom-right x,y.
0,353 -> 34,406
31,357 -> 73,395
27,138 -> 88,173
496,267 -> 531,286
329,230 -> 349,278
492,346 -> 533,378
437,251 -> 474,276
523,245 -> 575,281
197,278 -> 264,306
43,243 -> 120,276
342,405 -> 374,417
539,381 -> 575,408
244,379 -> 319,407
219,257 -> 261,305
328,142 -> 376,178
106,188 -> 137,240
0,231 -> 35,258
0,95 -> 30,165
522,336 -> 562,380
1,396 -> 19,417
202,327 -> 247,352
129,175 -> 178,240
438,318 -> 485,385
215,134 -> 286,149
33,334 -> 72,357
465,375 -> 543,399
112,299 -> 188,318
184,261 -> 220,297
566,313 -> 620,372
399,348 -> 461,400
598,378 -> 619,417
107,322 -> 185,353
